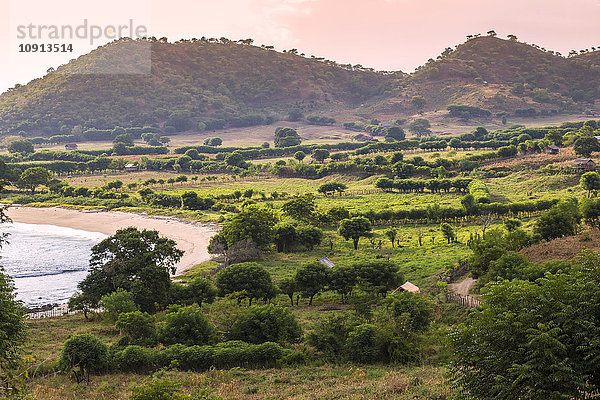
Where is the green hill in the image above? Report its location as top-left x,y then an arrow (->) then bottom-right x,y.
0,38 -> 394,136
1,35 -> 600,138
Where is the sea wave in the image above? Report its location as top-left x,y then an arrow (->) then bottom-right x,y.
4,222 -> 107,241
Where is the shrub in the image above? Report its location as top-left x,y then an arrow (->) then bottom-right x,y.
116,311 -> 157,346
345,324 -> 381,363
59,334 -> 109,382
227,304 -> 302,345
161,305 -> 217,346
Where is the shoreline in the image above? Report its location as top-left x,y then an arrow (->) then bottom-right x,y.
5,206 -> 218,275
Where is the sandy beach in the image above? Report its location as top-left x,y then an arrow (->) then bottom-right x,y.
6,206 -> 218,275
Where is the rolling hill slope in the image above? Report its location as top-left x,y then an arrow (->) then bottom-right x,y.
1,35 -> 600,137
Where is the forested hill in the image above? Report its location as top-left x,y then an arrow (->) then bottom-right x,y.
380,36 -> 600,116
2,35 -> 600,137
0,38 -> 395,136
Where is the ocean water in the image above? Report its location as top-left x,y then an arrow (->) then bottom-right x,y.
1,222 -> 107,307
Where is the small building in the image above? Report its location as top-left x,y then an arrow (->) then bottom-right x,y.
317,257 -> 335,268
569,158 -> 596,171
544,145 -> 560,154
64,143 -> 78,151
392,281 -> 420,294
125,163 -> 138,172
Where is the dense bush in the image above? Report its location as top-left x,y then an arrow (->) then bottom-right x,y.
161,305 -> 217,346
227,304 -> 303,345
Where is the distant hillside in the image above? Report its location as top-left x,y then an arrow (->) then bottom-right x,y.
380,36 -> 600,117
0,38 -> 395,136
1,35 -> 600,137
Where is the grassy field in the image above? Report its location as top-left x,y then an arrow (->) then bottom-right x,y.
23,310 -> 453,400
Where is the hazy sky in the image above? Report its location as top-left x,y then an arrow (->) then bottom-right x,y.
1,0 -> 599,93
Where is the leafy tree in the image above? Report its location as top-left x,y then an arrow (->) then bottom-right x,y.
440,223 -> 455,243
77,227 -> 183,312
450,253 -> 600,399
327,206 -> 350,224
274,127 -> 302,148
0,270 -> 26,387
287,109 -> 303,122
215,262 -> 277,305
385,228 -> 397,248
338,217 -> 372,250
294,262 -> 330,305
161,305 -> 217,346
166,110 -> 192,132
116,311 -> 157,346
113,133 -> 134,147
60,334 -> 109,383
491,215 -> 516,233
278,277 -> 296,306
220,206 -> 278,250
101,289 -> 138,322
281,194 -> 317,223
385,126 -> 405,141
203,137 -> 223,146
225,152 -> 246,168
352,261 -> 401,296
227,304 -> 302,345
273,222 -> 298,252
408,118 -> 431,137
534,198 -> 581,241
544,129 -> 563,146
312,149 -> 330,162
317,182 -> 347,196
293,151 -> 306,162
377,292 -> 433,332
581,198 -> 600,229
573,136 -> 600,157
329,266 -> 357,303
169,277 -> 217,307
580,171 -> 600,198
19,167 -> 51,194
7,140 -> 34,155
296,225 -> 324,250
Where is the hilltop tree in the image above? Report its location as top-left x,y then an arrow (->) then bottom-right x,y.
339,217 -> 372,250
77,227 -> 184,312
408,119 -> 431,137
580,172 -> 600,198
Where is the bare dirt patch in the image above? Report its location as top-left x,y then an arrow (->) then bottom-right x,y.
520,230 -> 600,264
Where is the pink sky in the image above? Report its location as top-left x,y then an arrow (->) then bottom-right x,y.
1,0 -> 599,93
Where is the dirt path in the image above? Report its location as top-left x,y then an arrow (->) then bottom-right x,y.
448,277 -> 477,296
